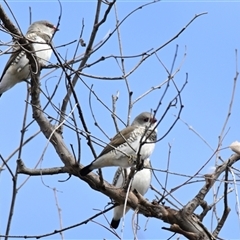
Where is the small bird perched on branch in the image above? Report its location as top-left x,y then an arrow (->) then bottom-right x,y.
0,20 -> 59,96
110,158 -> 152,229
80,112 -> 157,176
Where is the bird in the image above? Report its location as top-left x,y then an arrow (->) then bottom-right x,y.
110,158 -> 152,229
0,20 -> 59,96
80,112 -> 157,176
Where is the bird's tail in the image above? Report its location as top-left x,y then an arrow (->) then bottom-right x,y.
110,218 -> 120,229
80,164 -> 92,176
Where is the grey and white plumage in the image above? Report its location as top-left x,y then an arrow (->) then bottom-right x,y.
110,158 -> 152,229
0,20 -> 58,96
80,112 -> 157,176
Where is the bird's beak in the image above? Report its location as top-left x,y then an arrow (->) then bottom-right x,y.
54,26 -> 59,31
151,117 -> 157,123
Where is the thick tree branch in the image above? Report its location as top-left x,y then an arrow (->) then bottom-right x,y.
17,159 -> 68,176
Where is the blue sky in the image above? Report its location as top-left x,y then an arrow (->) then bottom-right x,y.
1,1 -> 240,239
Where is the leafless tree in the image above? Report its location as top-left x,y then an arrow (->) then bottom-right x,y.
0,1 -> 239,240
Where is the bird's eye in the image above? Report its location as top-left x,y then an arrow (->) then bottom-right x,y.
46,22 -> 54,28
144,117 -> 149,122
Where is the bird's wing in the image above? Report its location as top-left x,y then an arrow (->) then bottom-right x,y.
0,33 -> 35,82
112,167 -> 123,186
112,167 -> 131,186
98,125 -> 136,157
34,32 -> 51,43
0,32 -> 51,83
0,44 -> 23,82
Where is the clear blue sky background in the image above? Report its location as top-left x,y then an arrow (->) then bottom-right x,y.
1,1 -> 240,239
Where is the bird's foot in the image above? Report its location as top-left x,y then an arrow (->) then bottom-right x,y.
136,158 -> 144,171
128,155 -> 137,166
